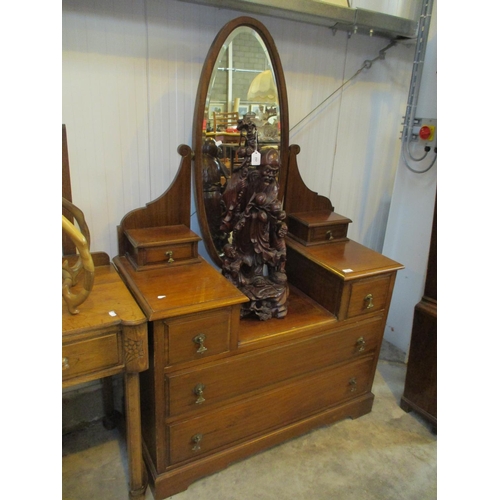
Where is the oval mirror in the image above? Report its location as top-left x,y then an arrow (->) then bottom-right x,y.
193,17 -> 289,268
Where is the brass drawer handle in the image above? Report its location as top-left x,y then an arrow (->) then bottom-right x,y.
194,383 -> 206,404
191,433 -> 203,451
62,357 -> 70,370
165,251 -> 174,263
193,334 -> 208,354
364,293 -> 374,309
349,377 -> 357,392
326,230 -> 334,241
356,337 -> 366,352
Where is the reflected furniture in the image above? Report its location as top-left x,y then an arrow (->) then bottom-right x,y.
212,111 -> 239,132
206,112 -> 243,171
113,17 -> 403,500
400,197 -> 437,430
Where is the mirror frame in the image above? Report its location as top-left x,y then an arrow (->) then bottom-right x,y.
193,16 -> 289,268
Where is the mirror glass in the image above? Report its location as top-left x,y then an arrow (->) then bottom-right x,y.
193,18 -> 289,267
204,27 -> 280,149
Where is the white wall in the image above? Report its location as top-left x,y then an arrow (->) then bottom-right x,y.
62,0 -> 428,352
63,0 -> 414,253
382,0 -> 437,354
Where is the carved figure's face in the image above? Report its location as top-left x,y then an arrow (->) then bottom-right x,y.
258,164 -> 279,184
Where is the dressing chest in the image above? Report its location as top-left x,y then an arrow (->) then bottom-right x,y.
113,17 -> 403,499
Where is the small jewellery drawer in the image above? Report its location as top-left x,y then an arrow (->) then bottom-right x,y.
124,225 -> 201,270
347,274 -> 391,319
287,211 -> 352,246
165,317 -> 383,416
167,357 -> 373,465
164,309 -> 232,366
62,329 -> 121,380
142,242 -> 197,267
309,224 -> 348,244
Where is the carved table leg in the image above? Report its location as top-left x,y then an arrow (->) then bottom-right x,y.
124,372 -> 147,499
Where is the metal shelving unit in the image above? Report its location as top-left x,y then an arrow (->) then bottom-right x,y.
178,0 -> 418,39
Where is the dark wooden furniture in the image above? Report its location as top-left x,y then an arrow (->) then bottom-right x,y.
62,256 -> 149,498
400,198 -> 437,430
113,17 -> 403,500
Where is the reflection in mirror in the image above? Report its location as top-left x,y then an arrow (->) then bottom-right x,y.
204,26 -> 280,160
194,18 -> 289,271
193,17 -> 291,320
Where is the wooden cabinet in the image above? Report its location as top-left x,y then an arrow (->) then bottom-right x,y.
111,18 -> 403,499
113,223 -> 402,499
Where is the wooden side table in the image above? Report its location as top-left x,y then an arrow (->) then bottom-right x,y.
62,258 -> 149,499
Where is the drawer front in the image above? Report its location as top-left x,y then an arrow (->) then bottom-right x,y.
347,275 -> 391,319
143,242 -> 196,267
166,317 -> 383,416
310,224 -> 348,244
167,357 -> 373,465
165,309 -> 231,366
62,331 -> 121,380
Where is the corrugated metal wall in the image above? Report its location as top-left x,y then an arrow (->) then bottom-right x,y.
62,0 -> 415,261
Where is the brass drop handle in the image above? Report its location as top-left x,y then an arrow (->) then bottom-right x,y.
356,337 -> 366,352
194,383 -> 206,404
165,251 -> 174,263
191,433 -> 203,451
193,334 -> 208,354
326,230 -> 334,241
62,357 -> 70,370
364,293 -> 374,309
349,377 -> 357,392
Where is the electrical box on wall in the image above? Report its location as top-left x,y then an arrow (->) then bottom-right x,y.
399,116 -> 437,174
411,118 -> 437,149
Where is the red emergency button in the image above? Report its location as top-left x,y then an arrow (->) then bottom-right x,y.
419,125 -> 433,140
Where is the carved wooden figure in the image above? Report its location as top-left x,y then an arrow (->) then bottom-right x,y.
220,117 -> 288,320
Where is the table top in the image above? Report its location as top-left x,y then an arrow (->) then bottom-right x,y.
62,264 -> 147,337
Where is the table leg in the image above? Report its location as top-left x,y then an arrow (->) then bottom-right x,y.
124,372 -> 147,499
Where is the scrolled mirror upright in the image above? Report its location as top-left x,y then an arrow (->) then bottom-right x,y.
193,17 -> 289,270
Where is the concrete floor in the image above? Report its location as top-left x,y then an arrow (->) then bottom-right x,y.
62,342 -> 437,500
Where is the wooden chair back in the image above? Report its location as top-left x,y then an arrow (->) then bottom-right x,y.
212,111 -> 239,132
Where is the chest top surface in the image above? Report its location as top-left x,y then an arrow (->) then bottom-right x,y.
113,256 -> 248,322
286,237 -> 404,280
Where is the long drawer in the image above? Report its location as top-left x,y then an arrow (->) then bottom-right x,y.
62,327 -> 122,381
167,356 -> 373,465
165,316 -> 383,417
